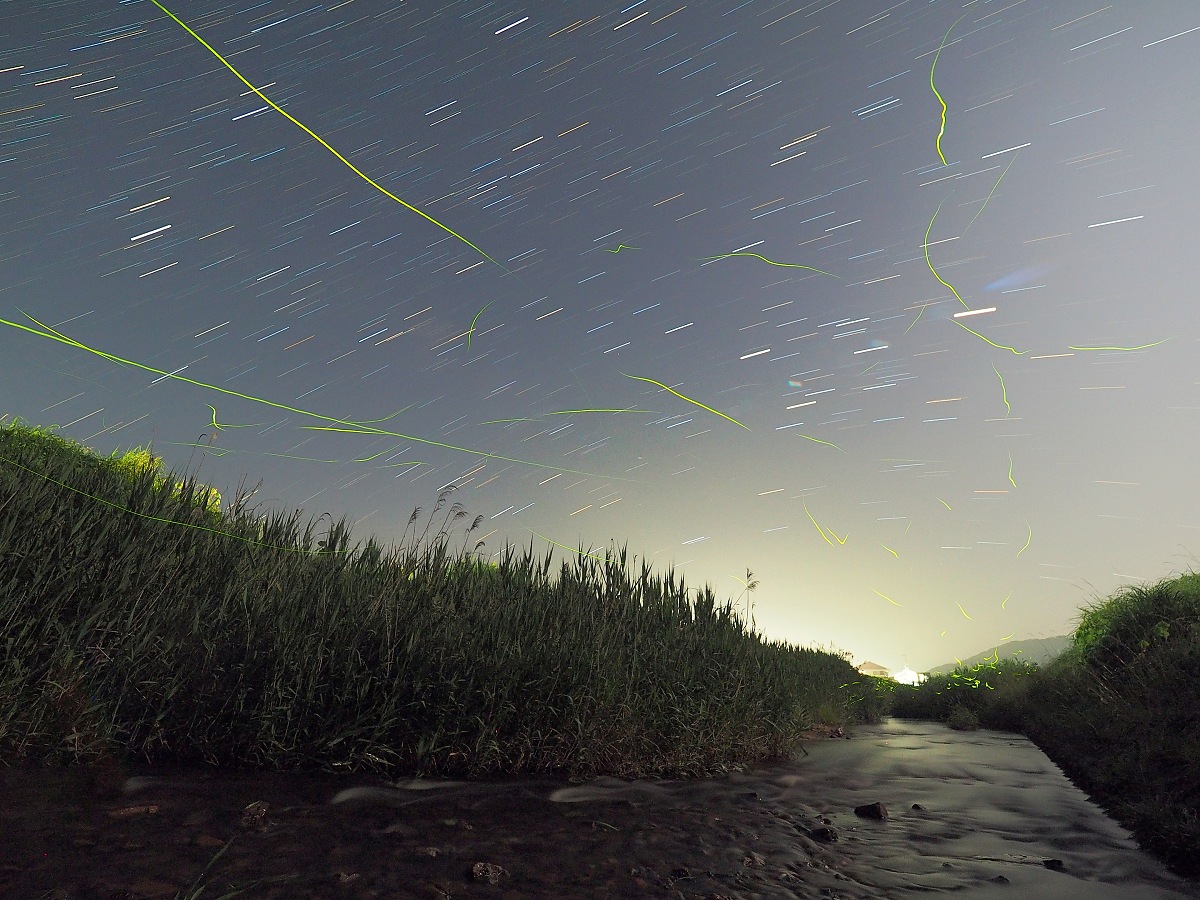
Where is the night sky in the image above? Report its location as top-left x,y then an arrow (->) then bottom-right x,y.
3,0 -> 1198,672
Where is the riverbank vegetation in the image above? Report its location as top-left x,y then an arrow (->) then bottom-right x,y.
0,416 -> 886,782
890,573 -> 1200,878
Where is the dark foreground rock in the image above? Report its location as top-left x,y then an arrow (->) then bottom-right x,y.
853,801 -> 888,821
2,720 -> 1195,898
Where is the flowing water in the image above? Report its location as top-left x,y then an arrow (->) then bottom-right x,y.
599,717 -> 1198,898
3,718 -> 1195,898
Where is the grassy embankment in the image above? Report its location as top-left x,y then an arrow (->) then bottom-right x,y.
889,574 -> 1200,879
0,416 -> 886,781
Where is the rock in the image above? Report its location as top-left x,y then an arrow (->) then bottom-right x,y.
1043,858 -> 1065,871
470,861 -> 507,884
128,878 -> 182,899
240,800 -> 269,830
854,801 -> 888,820
105,804 -> 160,820
911,803 -> 926,811
802,824 -> 839,843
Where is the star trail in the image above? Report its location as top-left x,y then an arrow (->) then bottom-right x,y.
2,0 -> 1197,670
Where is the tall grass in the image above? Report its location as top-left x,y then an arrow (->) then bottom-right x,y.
890,575 -> 1200,878
888,656 -> 1038,732
0,416 -> 884,780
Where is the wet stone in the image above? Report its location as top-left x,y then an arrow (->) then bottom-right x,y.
803,823 -> 839,843
854,801 -> 888,820
470,860 -> 507,884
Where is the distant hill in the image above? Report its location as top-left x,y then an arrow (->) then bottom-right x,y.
926,635 -> 1071,675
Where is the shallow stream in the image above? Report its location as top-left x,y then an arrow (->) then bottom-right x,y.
3,718 -> 1195,898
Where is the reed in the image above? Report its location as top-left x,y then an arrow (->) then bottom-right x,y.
1,416 -> 883,780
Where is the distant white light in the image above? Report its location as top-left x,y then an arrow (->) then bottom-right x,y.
1087,215 -> 1144,229
981,142 -> 1031,159
892,666 -> 923,686
130,224 -> 170,242
495,17 -> 528,35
